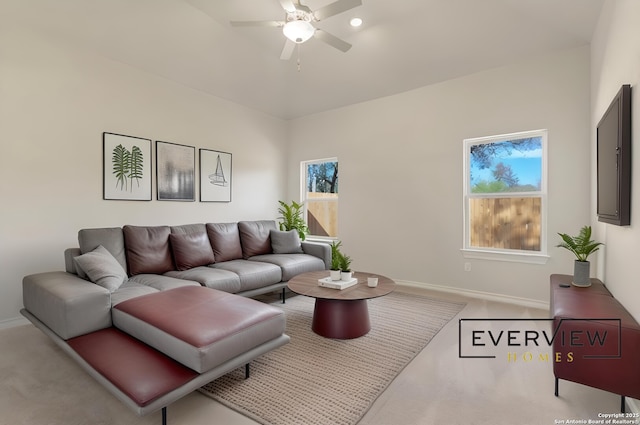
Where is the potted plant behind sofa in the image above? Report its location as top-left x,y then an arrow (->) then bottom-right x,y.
556,225 -> 603,287
277,200 -> 309,241
329,241 -> 343,281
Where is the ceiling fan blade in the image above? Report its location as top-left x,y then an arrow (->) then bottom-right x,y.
313,0 -> 362,21
280,39 -> 296,60
230,20 -> 284,27
314,29 -> 352,52
279,0 -> 297,13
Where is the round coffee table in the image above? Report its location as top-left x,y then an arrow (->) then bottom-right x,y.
287,270 -> 396,339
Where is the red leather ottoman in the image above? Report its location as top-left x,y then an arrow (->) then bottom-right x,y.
112,286 -> 286,373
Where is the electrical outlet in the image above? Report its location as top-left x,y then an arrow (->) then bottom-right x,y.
464,262 -> 472,272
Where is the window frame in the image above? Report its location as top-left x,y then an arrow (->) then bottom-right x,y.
300,157 -> 339,241
462,129 -> 549,264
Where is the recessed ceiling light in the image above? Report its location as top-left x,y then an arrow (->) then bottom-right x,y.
350,17 -> 363,27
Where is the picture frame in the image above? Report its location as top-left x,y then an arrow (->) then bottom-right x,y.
103,132 -> 152,201
156,140 -> 195,201
200,149 -> 232,202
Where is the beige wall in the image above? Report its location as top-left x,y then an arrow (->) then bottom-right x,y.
591,0 -> 640,321
5,4 -> 638,323
288,46 -> 592,304
0,24 -> 288,324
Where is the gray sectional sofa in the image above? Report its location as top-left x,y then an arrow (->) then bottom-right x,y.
21,219 -> 330,424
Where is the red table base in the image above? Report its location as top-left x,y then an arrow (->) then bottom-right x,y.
311,298 -> 371,339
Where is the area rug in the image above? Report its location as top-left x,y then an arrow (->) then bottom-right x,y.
199,292 -> 466,425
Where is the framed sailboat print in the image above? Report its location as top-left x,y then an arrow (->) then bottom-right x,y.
199,149 -> 232,202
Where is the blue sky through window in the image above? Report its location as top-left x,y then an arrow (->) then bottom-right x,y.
470,137 -> 542,192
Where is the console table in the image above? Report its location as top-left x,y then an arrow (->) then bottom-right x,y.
550,274 -> 640,412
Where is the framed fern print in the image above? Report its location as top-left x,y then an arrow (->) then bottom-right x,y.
156,140 -> 196,201
103,132 -> 152,201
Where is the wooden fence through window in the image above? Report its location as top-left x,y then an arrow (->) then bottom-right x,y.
469,197 -> 541,251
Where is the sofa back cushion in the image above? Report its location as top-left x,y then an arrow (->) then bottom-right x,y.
238,220 -> 277,259
78,227 -> 127,276
123,225 -> 174,275
206,223 -> 243,262
169,232 -> 216,271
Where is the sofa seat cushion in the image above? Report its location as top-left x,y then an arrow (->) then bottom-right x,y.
250,254 -> 326,281
128,274 -> 200,291
210,259 -> 282,292
110,281 -> 159,307
112,286 -> 286,373
68,328 -> 198,408
165,267 -> 241,293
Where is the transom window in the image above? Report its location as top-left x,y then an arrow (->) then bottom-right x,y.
463,130 -> 548,263
301,158 -> 338,239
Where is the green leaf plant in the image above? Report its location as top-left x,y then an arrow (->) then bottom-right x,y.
556,225 -> 603,262
330,241 -> 342,271
338,252 -> 352,272
112,144 -> 144,192
112,144 -> 131,191
277,200 -> 309,241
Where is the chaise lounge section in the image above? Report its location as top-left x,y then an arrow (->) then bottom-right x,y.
21,220 -> 330,423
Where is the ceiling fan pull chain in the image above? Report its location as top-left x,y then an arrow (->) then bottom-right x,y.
297,44 -> 301,72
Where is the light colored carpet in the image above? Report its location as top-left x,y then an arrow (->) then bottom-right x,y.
199,292 -> 466,425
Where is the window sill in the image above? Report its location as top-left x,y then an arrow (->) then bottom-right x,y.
461,248 -> 549,265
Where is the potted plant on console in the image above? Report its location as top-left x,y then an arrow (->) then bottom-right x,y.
277,200 -> 309,241
556,225 -> 603,287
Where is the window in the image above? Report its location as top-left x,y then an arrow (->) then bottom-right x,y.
301,158 -> 338,239
463,130 -> 548,263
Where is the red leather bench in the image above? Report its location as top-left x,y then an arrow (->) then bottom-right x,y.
550,274 -> 640,412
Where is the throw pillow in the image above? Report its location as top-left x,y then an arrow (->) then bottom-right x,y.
169,232 -> 216,271
270,230 -> 304,254
74,245 -> 128,292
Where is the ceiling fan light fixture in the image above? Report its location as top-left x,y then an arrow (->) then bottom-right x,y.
350,17 -> 363,27
283,20 -> 315,43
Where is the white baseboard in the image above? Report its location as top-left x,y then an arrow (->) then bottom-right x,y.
397,280 -> 550,311
0,316 -> 29,330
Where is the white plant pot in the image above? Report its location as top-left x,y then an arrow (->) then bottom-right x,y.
330,270 -> 342,281
341,271 -> 352,281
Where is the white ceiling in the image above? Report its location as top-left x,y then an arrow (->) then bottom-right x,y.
7,0 -> 604,119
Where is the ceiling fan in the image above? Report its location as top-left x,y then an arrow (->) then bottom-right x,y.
230,0 -> 362,60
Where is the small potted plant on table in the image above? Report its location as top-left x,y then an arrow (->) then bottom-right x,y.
339,253 -> 353,281
329,241 -> 343,281
556,225 -> 603,287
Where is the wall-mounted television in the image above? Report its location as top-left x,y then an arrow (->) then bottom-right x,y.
597,84 -> 631,226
